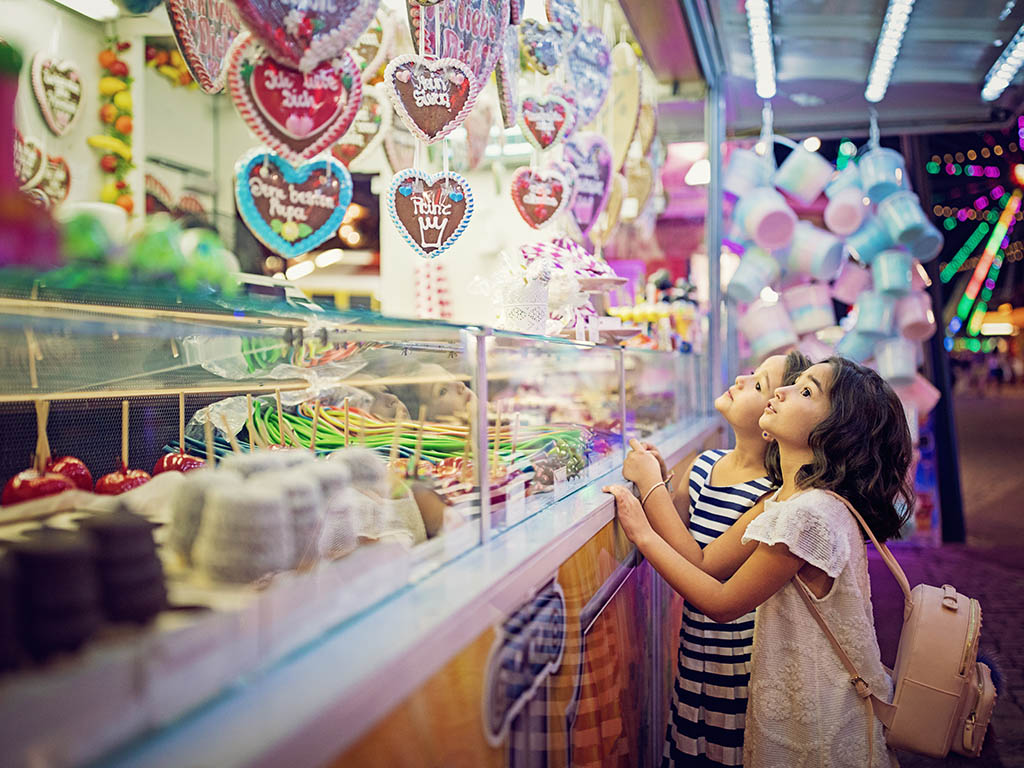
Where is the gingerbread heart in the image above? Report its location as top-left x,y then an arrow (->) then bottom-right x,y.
590,171 -> 625,247
545,83 -> 579,139
227,0 -> 379,72
565,25 -> 610,127
227,33 -> 362,164
352,7 -> 395,84
510,0 -> 523,24
519,18 -> 565,75
383,110 -> 417,172
564,133 -> 612,236
332,85 -> 391,168
37,155 -> 71,204
494,24 -> 520,129
166,0 -> 244,94
384,54 -> 478,144
235,150 -> 353,259
510,167 -> 571,229
636,100 -> 657,157
590,41 -> 641,172
388,169 -> 473,259
15,131 -> 45,190
411,0 -> 509,87
31,54 -> 83,137
623,156 -> 654,221
545,0 -> 580,44
520,95 -> 572,151
24,188 -> 51,210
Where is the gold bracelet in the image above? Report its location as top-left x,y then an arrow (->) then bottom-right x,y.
641,480 -> 669,506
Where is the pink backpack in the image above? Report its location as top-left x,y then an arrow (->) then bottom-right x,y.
794,491 -> 996,760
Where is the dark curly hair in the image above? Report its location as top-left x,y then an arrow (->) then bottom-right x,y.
766,356 -> 914,542
764,349 -> 813,483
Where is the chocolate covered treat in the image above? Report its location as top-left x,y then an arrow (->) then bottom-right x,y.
80,508 -> 166,623
263,470 -> 324,568
168,468 -> 241,566
11,529 -> 101,661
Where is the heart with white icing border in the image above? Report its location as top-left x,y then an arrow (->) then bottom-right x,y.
227,33 -> 362,164
234,150 -> 353,259
410,0 -> 509,87
564,132 -> 612,236
166,0 -> 244,94
565,25 -> 610,127
519,18 -> 565,76
519,95 -> 572,151
332,85 -> 391,169
384,54 -> 478,144
510,167 -> 571,229
352,7 -> 395,84
494,25 -> 520,129
37,155 -> 71,204
15,131 -> 45,190
31,54 -> 83,137
388,169 -> 474,259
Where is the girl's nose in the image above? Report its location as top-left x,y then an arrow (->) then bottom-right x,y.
774,386 -> 787,400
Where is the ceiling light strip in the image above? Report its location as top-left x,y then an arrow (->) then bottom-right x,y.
745,0 -> 776,99
982,22 -> 1024,102
864,0 -> 916,103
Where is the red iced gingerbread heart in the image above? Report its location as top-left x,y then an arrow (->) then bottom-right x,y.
166,0 -> 243,94
510,167 -> 571,229
14,131 -> 45,190
332,85 -> 390,168
519,95 -> 572,151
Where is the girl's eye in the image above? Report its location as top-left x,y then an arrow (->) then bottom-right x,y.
755,382 -> 761,391
801,387 -> 811,397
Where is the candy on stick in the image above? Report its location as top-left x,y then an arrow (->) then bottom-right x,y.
310,399 -> 321,452
153,393 -> 204,474
343,397 -> 350,447
95,400 -> 151,494
275,388 -> 285,447
1,400 -> 77,505
409,405 -> 427,479
204,417 -> 216,465
220,414 -> 242,454
246,393 -> 264,449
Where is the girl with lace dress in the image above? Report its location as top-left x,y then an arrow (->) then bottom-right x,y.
642,351 -> 809,767
607,357 -> 913,768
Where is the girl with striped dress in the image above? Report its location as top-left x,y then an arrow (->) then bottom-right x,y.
639,351 -> 810,767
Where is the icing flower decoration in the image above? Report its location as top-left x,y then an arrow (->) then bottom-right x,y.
271,218 -> 313,242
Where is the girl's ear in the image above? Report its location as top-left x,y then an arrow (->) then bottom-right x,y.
762,430 -> 773,442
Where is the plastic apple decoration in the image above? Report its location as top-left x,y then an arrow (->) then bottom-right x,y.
109,60 -> 128,77
95,466 -> 151,495
99,103 -> 117,124
47,456 -> 93,490
100,154 -> 118,173
2,470 -> 74,506
98,49 -> 117,69
153,450 -> 204,475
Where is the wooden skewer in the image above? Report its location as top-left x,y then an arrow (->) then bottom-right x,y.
121,399 -> 130,470
388,418 -> 404,467
343,397 -> 350,447
220,414 -> 242,454
281,418 -> 300,448
310,400 -> 321,453
409,405 -> 427,478
275,388 -> 285,447
246,393 -> 262,449
204,417 -> 216,466
33,400 -> 51,473
179,393 -> 186,453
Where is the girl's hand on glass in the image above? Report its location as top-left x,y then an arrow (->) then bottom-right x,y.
603,484 -> 653,545
641,441 -> 669,481
623,439 -> 663,487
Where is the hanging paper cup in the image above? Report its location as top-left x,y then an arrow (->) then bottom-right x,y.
896,290 -> 936,341
831,257 -> 872,305
893,373 -> 941,415
835,330 -> 876,363
858,146 -> 908,203
824,185 -> 867,236
845,215 -> 893,266
723,147 -> 769,201
738,300 -> 798,360
726,246 -> 781,304
907,218 -> 944,263
787,220 -> 843,280
875,337 -> 917,386
876,190 -> 937,256
773,144 -> 834,205
854,290 -> 896,337
782,282 -> 836,335
825,163 -> 861,198
739,187 -> 797,251
871,249 -> 913,296
797,332 -> 835,362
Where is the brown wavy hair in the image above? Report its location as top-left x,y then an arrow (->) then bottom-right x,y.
764,350 -> 813,485
766,356 -> 914,541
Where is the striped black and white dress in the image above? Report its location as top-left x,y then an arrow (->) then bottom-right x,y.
662,449 -> 774,768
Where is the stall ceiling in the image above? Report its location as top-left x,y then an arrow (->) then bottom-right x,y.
633,0 -> 1024,141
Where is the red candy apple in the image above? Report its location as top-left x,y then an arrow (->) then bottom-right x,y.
47,456 -> 93,491
94,467 -> 151,495
152,451 -> 204,475
1,470 -> 75,506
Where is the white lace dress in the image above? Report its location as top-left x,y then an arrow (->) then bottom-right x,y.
740,489 -> 899,768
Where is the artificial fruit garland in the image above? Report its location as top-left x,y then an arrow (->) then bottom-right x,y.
86,36 -> 134,214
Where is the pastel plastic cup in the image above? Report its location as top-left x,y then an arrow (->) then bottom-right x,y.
782,282 -> 836,335
845,215 -> 894,266
876,190 -> 933,246
774,145 -> 835,205
787,220 -> 844,280
875,337 -> 917,386
896,290 -> 936,341
831,257 -> 873,305
907,218 -> 944,263
737,299 -> 798,360
739,187 -> 798,251
855,290 -> 897,336
835,330 -> 876,363
872,249 -> 914,296
726,246 -> 782,303
824,163 -> 861,199
824,185 -> 867,236
858,146 -> 909,203
903,403 -> 920,445
797,332 -> 836,362
723,147 -> 770,201
893,373 -> 941,414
